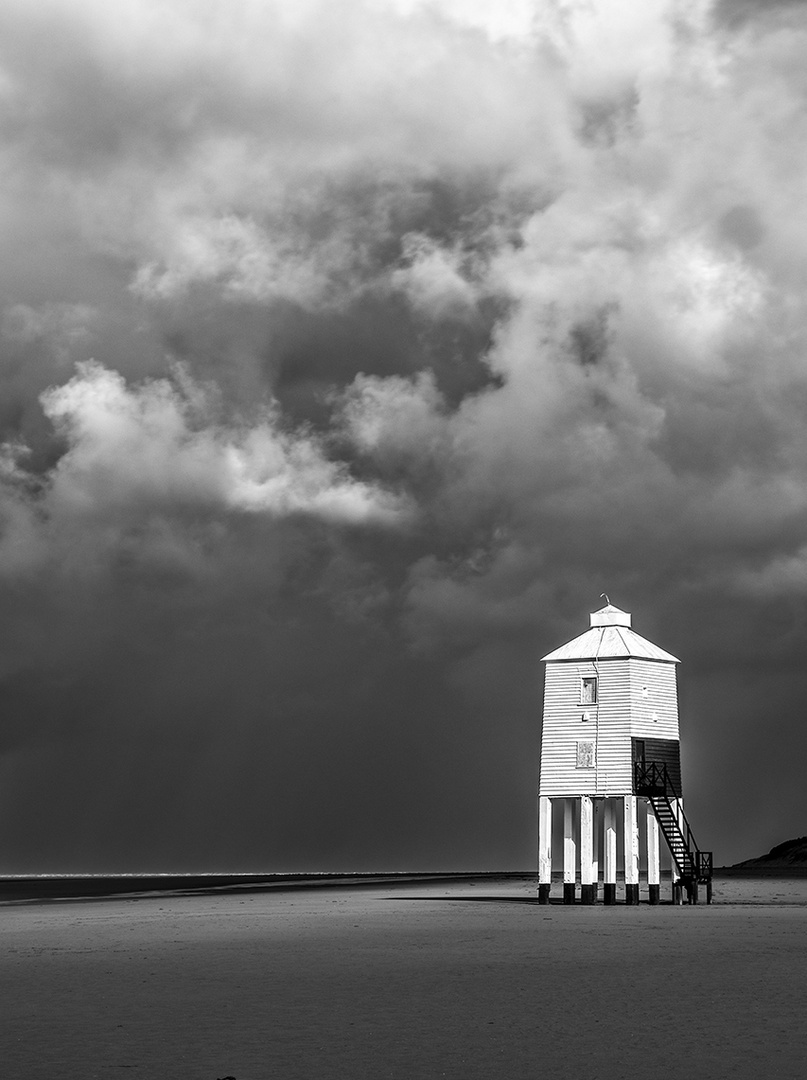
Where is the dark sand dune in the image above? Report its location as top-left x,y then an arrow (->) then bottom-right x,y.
724,835 -> 807,874
3,876 -> 806,1080
719,836 -> 807,877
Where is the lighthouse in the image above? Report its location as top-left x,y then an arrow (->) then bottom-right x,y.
537,602 -> 712,905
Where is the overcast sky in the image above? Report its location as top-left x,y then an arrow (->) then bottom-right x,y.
0,0 -> 804,873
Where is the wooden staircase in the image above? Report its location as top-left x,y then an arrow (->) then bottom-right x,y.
634,761 -> 713,904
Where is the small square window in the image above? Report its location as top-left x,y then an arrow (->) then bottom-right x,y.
581,676 -> 598,704
576,741 -> 595,769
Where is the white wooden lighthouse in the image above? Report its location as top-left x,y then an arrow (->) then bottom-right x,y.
537,601 -> 712,905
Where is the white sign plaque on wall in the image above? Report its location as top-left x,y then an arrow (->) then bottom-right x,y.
576,740 -> 595,769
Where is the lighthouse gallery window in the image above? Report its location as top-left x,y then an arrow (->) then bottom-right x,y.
581,676 -> 598,704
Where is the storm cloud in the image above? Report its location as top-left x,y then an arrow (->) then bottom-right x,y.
0,0 -> 805,871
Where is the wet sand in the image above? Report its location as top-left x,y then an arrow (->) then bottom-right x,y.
3,875 -> 806,1080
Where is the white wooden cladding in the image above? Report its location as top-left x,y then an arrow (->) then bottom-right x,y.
539,657 -> 679,797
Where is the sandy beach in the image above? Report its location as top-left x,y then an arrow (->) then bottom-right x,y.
3,875 -> 806,1080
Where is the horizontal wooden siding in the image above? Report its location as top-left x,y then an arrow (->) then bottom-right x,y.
628,660 -> 679,740
540,657 -> 679,798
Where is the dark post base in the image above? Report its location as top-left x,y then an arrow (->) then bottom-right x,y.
706,880 -> 713,905
625,883 -> 640,905
538,884 -> 551,905
673,882 -> 683,905
648,884 -> 660,905
563,883 -> 576,905
580,884 -> 596,905
603,883 -> 616,905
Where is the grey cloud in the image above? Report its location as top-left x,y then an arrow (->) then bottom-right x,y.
712,0 -> 807,30
0,0 -> 806,872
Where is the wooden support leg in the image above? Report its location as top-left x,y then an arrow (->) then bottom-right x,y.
624,795 -> 640,905
580,796 -> 595,905
670,797 -> 685,904
603,799 -> 617,905
706,879 -> 713,905
563,799 -> 576,904
538,796 -> 552,905
646,802 -> 660,906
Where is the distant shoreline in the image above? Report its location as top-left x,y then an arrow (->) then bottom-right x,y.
2,865 -> 805,903
0,871 -> 528,904
713,865 -> 807,878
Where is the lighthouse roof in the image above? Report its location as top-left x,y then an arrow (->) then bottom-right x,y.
541,604 -> 680,663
